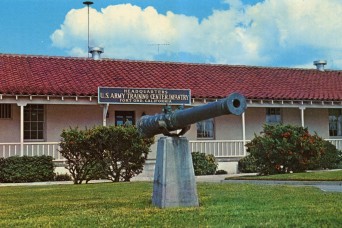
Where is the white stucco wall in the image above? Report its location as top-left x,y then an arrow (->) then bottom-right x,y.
0,104 -> 20,142
304,108 -> 329,138
0,104 -> 333,140
245,107 -> 265,139
46,104 -> 103,141
0,102 -> 337,176
215,114 -> 243,140
243,107 -> 330,139
282,108 -> 301,125
0,103 -> 334,152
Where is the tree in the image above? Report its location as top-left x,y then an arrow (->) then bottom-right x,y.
59,128 -> 100,184
59,126 -> 154,183
86,125 -> 154,182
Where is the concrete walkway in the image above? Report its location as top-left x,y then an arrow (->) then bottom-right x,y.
223,179 -> 342,192
1,173 -> 341,192
0,173 -> 251,187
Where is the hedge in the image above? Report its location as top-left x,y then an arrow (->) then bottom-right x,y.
0,155 -> 55,183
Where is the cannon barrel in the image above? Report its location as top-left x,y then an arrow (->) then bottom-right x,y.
137,93 -> 247,138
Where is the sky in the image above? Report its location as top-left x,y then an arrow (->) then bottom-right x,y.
1,0 -> 342,69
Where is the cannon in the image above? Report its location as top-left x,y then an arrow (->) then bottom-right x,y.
138,92 -> 247,208
137,92 -> 247,138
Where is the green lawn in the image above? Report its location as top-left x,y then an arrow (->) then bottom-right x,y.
226,170 -> 342,181
0,182 -> 341,227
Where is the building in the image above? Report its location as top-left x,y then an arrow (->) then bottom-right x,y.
1,52 -> 342,175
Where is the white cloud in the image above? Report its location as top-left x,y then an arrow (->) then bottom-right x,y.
51,4 -> 184,60
51,0 -> 342,69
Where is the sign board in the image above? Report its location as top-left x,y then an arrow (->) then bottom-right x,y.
98,87 -> 191,105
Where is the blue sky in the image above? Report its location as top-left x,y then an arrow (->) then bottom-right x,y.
1,0 -> 342,69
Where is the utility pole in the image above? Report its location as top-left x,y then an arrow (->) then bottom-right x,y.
83,1 -> 93,58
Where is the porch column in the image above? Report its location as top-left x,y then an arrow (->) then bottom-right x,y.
102,103 -> 109,126
17,102 -> 27,156
300,107 -> 305,127
242,112 -> 246,156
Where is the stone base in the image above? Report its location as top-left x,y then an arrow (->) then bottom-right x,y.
152,136 -> 199,208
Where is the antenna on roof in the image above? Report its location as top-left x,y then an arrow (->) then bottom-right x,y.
83,1 -> 93,58
149,43 -> 170,54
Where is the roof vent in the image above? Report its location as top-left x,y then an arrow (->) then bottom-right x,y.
89,47 -> 104,60
313,60 -> 327,71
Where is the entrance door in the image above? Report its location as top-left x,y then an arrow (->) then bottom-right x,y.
115,111 -> 135,126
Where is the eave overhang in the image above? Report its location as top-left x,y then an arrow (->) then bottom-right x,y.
2,94 -> 342,109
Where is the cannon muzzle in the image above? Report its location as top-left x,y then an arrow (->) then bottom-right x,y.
137,93 -> 246,138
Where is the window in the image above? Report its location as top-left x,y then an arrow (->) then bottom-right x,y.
0,104 -> 11,119
266,108 -> 282,124
24,104 -> 45,140
197,118 -> 214,139
329,109 -> 342,136
115,111 -> 135,126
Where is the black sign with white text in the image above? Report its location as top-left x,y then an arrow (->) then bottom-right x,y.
98,87 -> 191,105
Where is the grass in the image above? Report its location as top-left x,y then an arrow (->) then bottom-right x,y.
0,182 -> 341,227
226,170 -> 342,181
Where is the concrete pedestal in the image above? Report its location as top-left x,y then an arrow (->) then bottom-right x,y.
152,136 -> 199,208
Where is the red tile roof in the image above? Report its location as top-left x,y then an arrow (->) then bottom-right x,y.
1,53 -> 342,101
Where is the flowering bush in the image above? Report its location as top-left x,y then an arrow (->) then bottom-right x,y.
246,124 -> 325,175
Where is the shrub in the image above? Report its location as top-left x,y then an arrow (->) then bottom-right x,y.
86,161 -> 108,181
191,152 -> 218,175
88,125 -> 154,182
59,125 -> 154,183
215,169 -> 228,175
59,127 -> 100,184
0,156 -> 54,183
0,158 -> 4,182
238,155 -> 259,173
337,162 -> 342,169
319,141 -> 342,169
54,173 -> 72,181
246,124 -> 325,175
